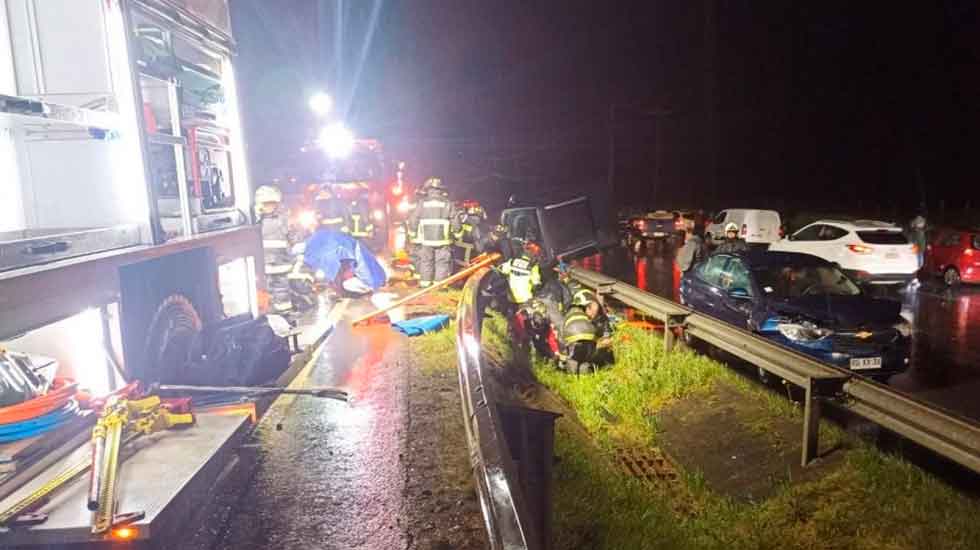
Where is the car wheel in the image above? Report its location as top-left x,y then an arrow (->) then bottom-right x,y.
944,267 -> 961,287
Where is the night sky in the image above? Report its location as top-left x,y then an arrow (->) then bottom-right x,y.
231,1 -> 979,222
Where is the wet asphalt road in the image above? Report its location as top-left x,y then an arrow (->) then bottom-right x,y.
588,243 -> 980,421
210,301 -> 409,550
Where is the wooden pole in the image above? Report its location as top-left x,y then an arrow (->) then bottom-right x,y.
352,253 -> 501,325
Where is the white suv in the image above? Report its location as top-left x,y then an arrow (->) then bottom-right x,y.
769,219 -> 918,284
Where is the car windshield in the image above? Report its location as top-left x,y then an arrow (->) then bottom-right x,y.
754,264 -> 860,299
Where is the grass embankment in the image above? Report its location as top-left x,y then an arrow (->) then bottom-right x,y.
482,315 -> 980,550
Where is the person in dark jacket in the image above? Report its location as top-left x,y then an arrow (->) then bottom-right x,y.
407,178 -> 459,286
714,222 -> 749,254
676,225 -> 706,272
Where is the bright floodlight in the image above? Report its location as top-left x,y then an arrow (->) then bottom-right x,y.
309,92 -> 333,116
319,122 -> 355,159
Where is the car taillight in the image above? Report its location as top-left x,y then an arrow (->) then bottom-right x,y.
847,244 -> 874,254
740,224 -> 747,237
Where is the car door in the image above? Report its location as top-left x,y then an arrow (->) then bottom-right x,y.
687,254 -> 731,312
716,257 -> 756,327
813,224 -> 850,264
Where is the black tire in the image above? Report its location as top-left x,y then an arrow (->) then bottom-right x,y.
944,267 -> 961,287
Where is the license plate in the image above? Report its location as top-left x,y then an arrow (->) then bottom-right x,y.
885,252 -> 899,259
850,357 -> 882,370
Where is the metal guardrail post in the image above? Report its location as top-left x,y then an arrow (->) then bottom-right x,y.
802,379 -> 821,466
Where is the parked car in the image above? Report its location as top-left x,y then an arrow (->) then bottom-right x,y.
626,210 -> 678,252
705,209 -> 782,247
769,219 -> 918,285
680,250 -> 910,378
924,227 -> 980,286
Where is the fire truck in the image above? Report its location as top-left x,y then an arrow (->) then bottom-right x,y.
288,138 -> 413,253
0,1 -> 266,546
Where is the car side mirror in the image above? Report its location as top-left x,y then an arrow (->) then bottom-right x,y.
728,288 -> 751,300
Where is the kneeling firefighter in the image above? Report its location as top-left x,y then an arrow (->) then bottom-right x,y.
408,178 -> 459,287
558,292 -> 602,374
255,184 -> 296,313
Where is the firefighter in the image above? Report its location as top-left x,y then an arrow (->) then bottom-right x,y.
314,186 -> 350,234
255,184 -> 295,313
498,241 -> 543,306
348,195 -> 375,242
454,200 -> 487,266
558,292 -> 602,374
408,178 -> 458,287
714,222 -> 749,254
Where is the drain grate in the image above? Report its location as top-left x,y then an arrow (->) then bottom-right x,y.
611,446 -> 680,487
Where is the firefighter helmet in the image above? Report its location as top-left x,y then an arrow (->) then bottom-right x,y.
725,222 -> 739,234
571,288 -> 597,308
422,177 -> 444,192
255,185 -> 282,204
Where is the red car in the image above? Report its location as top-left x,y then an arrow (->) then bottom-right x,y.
924,228 -> 980,286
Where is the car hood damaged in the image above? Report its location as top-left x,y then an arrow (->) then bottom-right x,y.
769,295 -> 901,328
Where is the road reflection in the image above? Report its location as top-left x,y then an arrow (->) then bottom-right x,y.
596,244 -> 980,421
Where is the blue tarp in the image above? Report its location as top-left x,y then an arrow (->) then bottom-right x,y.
303,229 -> 387,290
392,314 -> 451,337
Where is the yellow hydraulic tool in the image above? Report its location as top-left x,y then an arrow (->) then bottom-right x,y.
0,395 -> 193,531
90,396 -> 193,534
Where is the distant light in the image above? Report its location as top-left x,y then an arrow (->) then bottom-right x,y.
319,122 -> 355,159
309,92 -> 333,117
372,209 -> 384,222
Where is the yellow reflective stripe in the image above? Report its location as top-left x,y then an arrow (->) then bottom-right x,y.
322,217 -> 344,224
565,333 -> 597,343
564,314 -> 590,325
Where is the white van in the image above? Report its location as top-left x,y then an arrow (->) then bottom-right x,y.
705,209 -> 782,246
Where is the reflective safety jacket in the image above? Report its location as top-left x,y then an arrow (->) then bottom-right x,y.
562,306 -> 598,345
316,198 -> 350,232
348,200 -> 374,238
499,253 -> 542,304
410,194 -> 457,246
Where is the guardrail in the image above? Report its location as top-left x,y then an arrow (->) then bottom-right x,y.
569,266 -> 980,473
456,266 -> 558,550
